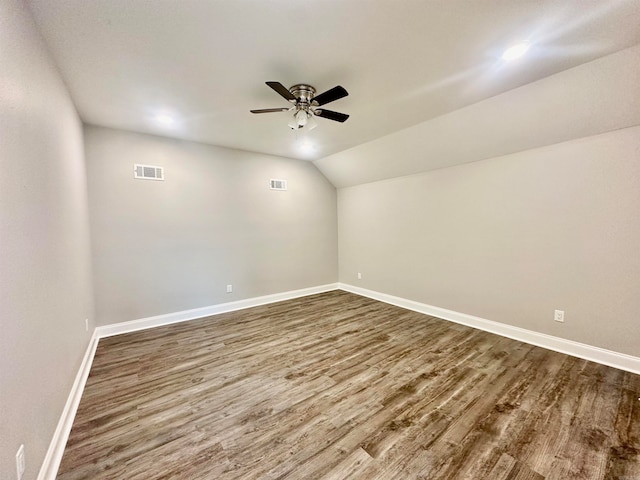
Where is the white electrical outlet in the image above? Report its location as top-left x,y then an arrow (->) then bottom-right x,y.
357,272 -> 362,280
85,318 -> 89,331
226,284 -> 233,293
554,310 -> 565,322
16,444 -> 25,479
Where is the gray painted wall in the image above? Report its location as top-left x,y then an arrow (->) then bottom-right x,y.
338,126 -> 640,357
0,1 -> 94,478
84,125 -> 338,326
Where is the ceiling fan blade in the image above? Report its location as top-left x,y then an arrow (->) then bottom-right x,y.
266,81 -> 296,102
312,85 -> 348,106
314,109 -> 349,123
250,108 -> 291,114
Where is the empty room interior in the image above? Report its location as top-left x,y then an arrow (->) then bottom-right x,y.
2,0 -> 640,479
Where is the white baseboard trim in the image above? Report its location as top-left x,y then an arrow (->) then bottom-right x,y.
95,283 -> 340,338
339,283 -> 640,375
38,330 -> 100,480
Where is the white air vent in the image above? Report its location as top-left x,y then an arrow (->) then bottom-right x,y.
134,164 -> 164,181
270,179 -> 287,191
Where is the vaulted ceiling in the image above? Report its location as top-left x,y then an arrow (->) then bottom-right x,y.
28,0 -> 640,166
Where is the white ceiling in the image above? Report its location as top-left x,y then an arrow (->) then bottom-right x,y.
27,0 -> 640,162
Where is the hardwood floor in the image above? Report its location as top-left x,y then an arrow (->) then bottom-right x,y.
57,291 -> 640,479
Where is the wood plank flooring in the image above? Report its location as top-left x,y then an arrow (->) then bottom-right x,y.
57,291 -> 640,479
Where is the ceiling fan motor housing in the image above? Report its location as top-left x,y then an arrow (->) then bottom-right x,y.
289,84 -> 317,107
288,84 -> 317,129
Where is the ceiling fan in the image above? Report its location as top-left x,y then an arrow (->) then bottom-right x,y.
250,81 -> 349,130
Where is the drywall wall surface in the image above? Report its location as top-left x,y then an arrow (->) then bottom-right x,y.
316,44 -> 640,188
0,1 -> 94,478
338,126 -> 640,356
85,126 -> 338,325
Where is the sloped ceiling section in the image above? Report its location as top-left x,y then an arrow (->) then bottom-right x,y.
314,44 -> 640,188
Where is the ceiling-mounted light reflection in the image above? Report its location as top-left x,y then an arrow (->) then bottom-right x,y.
502,42 -> 530,61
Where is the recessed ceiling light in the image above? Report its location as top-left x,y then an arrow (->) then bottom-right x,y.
298,142 -> 316,155
154,113 -> 175,126
502,42 -> 530,61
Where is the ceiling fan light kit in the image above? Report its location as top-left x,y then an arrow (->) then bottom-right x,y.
288,109 -> 318,130
251,81 -> 349,130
